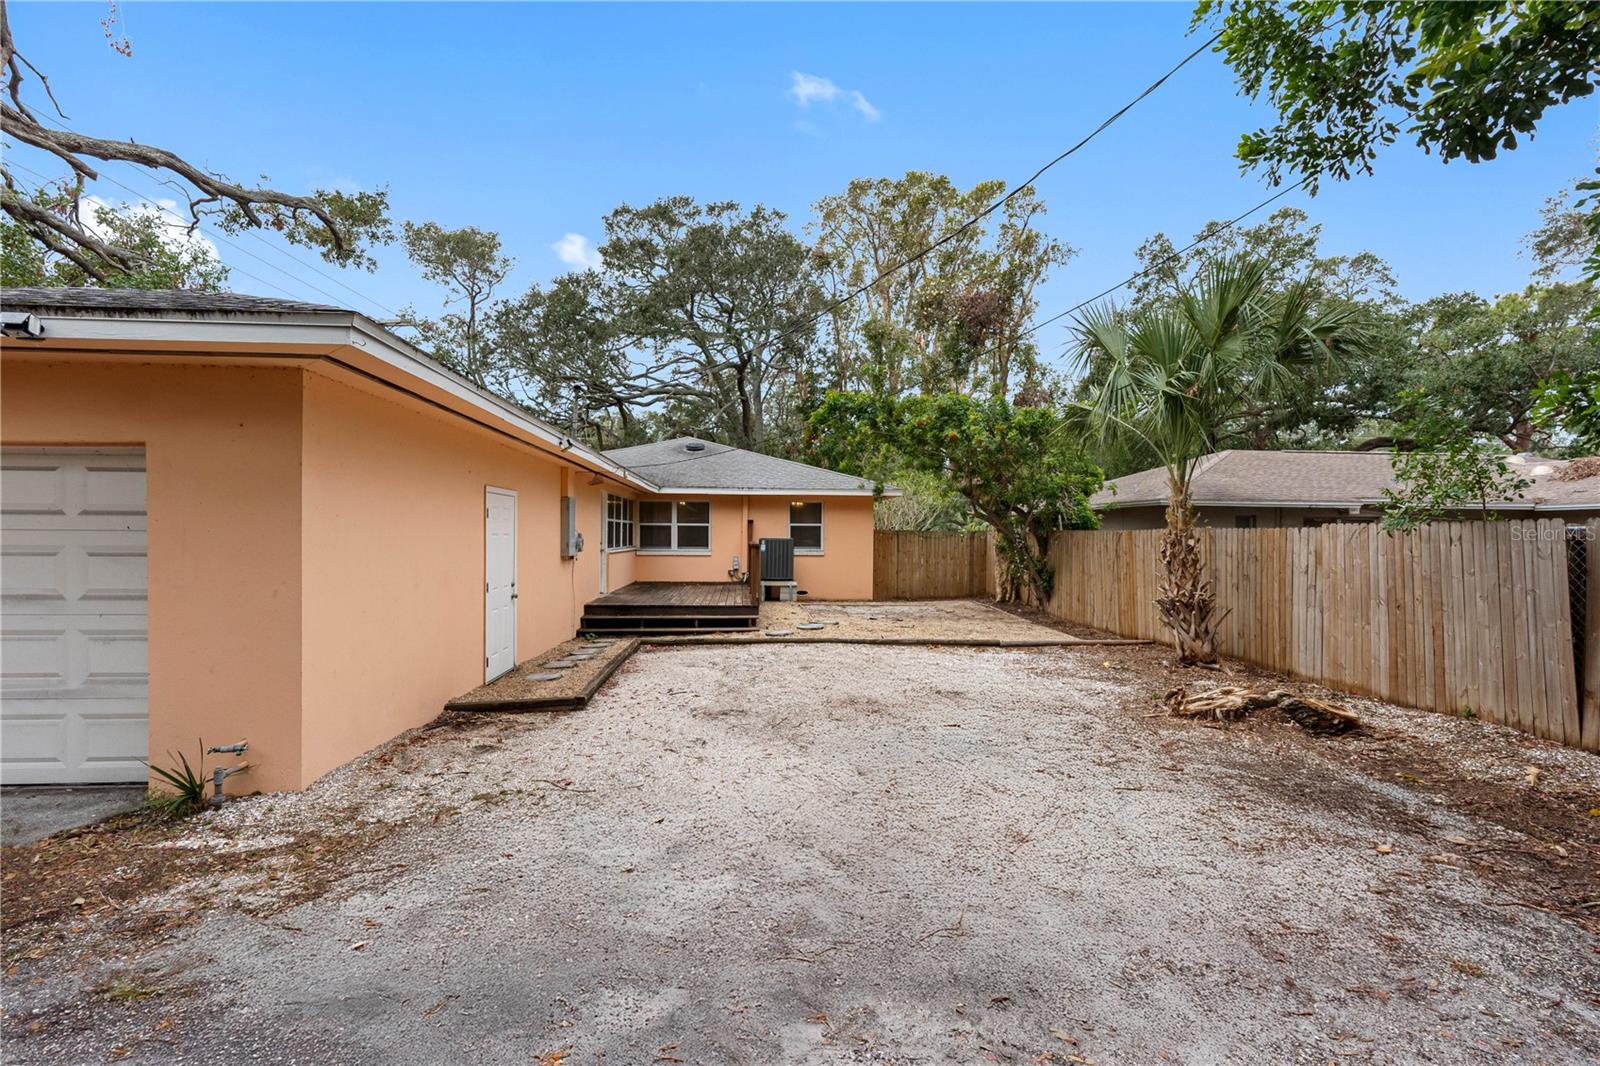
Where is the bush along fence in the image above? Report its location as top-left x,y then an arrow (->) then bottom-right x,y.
873,530 -> 996,600
1046,519 -> 1599,752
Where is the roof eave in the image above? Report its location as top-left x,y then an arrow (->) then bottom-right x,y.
641,486 -> 896,497
5,305 -> 662,493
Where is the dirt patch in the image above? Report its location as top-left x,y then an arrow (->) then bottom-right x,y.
1,809 -> 398,960
446,635 -> 636,707
991,604 -> 1600,930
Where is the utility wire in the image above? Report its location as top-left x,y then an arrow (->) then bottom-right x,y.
1022,175 -> 1312,349
647,31 -> 1224,453
16,112 -> 399,316
7,157 -> 309,300
773,30 -> 1223,356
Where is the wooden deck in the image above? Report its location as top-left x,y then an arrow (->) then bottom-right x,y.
580,581 -> 758,634
589,581 -> 752,609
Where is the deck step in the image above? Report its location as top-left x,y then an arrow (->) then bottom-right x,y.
579,613 -> 758,634
579,625 -> 761,635
583,603 -> 757,618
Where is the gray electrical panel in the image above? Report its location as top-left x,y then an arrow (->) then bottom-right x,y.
560,496 -> 584,558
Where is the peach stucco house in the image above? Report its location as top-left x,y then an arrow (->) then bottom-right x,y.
0,288 -> 889,793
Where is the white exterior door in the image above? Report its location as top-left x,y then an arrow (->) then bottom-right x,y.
1,448 -> 149,784
484,487 -> 517,682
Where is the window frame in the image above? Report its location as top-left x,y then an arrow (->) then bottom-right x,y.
605,494 -> 635,552
789,500 -> 824,555
636,499 -> 713,555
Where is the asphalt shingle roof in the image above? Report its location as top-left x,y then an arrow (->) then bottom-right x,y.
1092,449 -> 1600,512
604,437 -> 883,494
3,287 -> 342,316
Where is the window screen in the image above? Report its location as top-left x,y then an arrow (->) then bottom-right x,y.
790,501 -> 823,551
605,495 -> 634,550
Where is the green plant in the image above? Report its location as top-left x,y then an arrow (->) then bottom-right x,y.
100,979 -> 161,1002
1380,435 -> 1533,532
807,385 -> 1101,606
1073,255 -> 1370,663
147,744 -> 207,818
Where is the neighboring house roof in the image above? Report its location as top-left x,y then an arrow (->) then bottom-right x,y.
1091,449 -> 1600,514
603,437 -> 894,496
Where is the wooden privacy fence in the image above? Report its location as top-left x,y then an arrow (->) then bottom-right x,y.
873,530 -> 995,600
1047,519 -> 1599,751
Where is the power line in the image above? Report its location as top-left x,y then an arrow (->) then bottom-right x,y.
778,30 -> 1223,356
5,157 -> 308,300
14,113 -> 398,316
651,31 -> 1224,454
1021,175 -> 1312,350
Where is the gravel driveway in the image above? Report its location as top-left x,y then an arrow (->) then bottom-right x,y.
5,643 -> 1597,1064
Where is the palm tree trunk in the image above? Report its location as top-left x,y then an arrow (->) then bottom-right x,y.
1157,476 -> 1218,664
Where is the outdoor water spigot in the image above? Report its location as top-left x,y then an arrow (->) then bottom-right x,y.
205,742 -> 250,807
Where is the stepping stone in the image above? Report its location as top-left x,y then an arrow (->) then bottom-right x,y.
568,649 -> 601,658
764,629 -> 793,637
796,623 -> 825,631
523,672 -> 563,682
544,659 -> 580,669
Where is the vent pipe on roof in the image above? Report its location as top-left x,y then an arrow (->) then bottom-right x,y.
685,441 -> 706,452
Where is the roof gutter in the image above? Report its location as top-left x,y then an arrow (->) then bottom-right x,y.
5,306 -> 904,499
344,313 -> 652,489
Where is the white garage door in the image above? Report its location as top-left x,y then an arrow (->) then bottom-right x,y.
1,449 -> 149,784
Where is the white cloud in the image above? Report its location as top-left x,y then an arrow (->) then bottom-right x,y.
787,71 -> 880,122
789,72 -> 842,108
82,194 -> 220,259
551,232 -> 602,270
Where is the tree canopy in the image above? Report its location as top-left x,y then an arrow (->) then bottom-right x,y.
2,190 -> 228,290
808,387 -> 1100,605
812,172 -> 1073,399
1197,1 -> 1600,186
0,1 -> 391,284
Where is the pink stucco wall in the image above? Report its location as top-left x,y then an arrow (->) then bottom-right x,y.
631,493 -> 874,600
1,357 -> 307,790
2,354 -> 629,791
297,370 -> 615,784
3,349 -> 875,793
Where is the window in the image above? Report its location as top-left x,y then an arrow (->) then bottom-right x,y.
1234,514 -> 1257,529
605,495 -> 634,551
638,500 -> 711,552
790,501 -> 823,552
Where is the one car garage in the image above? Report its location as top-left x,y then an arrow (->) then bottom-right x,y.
1,448 -> 149,784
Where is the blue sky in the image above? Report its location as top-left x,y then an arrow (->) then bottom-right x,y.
12,1 -> 1598,363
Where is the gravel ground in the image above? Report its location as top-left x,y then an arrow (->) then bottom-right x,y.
4,642 -> 1598,1065
665,597 -> 1088,643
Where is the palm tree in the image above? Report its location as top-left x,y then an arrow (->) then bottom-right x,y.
1072,256 -> 1367,664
